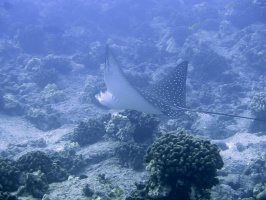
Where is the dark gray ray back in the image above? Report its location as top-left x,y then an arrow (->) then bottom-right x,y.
139,61 -> 188,117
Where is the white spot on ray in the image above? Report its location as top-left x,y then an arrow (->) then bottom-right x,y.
138,61 -> 188,117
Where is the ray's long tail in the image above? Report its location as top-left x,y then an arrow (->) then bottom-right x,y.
172,106 -> 266,122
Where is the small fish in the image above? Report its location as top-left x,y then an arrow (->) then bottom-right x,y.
95,45 -> 266,122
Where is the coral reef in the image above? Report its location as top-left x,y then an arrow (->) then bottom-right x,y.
254,183 -> 266,200
115,142 -> 146,170
122,110 -> 160,143
128,132 -> 223,199
72,119 -> 106,146
2,93 -> 24,115
1,149 -> 87,198
17,171 -> 49,199
0,157 -> 21,192
50,149 -> 87,174
42,55 -> 72,75
126,182 -> 147,200
2,93 -> 19,109
250,92 -> 266,118
16,151 -> 69,184
105,112 -> 136,142
0,91 -> 3,110
226,0 -> 266,28
26,107 -> 61,131
0,191 -> 18,200
83,184 -> 94,197
25,58 -> 42,72
104,110 -> 159,171
244,158 -> 266,199
79,75 -> 105,104
83,174 -> 124,199
106,110 -> 159,143
249,92 -> 266,132
191,48 -> 229,81
31,67 -> 58,88
0,41 -> 20,61
38,84 -> 66,104
27,56 -> 69,87
72,52 -> 92,66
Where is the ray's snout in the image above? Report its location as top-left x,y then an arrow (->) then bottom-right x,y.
95,91 -> 113,108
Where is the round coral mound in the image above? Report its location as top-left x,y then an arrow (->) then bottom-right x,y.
0,157 -> 21,192
16,151 -> 68,183
144,132 -> 224,199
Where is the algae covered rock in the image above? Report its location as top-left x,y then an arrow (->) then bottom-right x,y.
142,132 -> 223,199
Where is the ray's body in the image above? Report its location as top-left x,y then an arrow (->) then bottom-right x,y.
95,45 -> 266,122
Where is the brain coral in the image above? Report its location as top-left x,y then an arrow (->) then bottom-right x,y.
144,132 -> 223,199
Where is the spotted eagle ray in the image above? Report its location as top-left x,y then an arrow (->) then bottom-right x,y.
95,45 -> 266,122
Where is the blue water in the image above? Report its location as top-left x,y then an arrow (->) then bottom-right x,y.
0,0 -> 266,199
1,0 -> 265,123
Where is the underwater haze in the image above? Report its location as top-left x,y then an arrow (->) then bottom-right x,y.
0,0 -> 266,199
